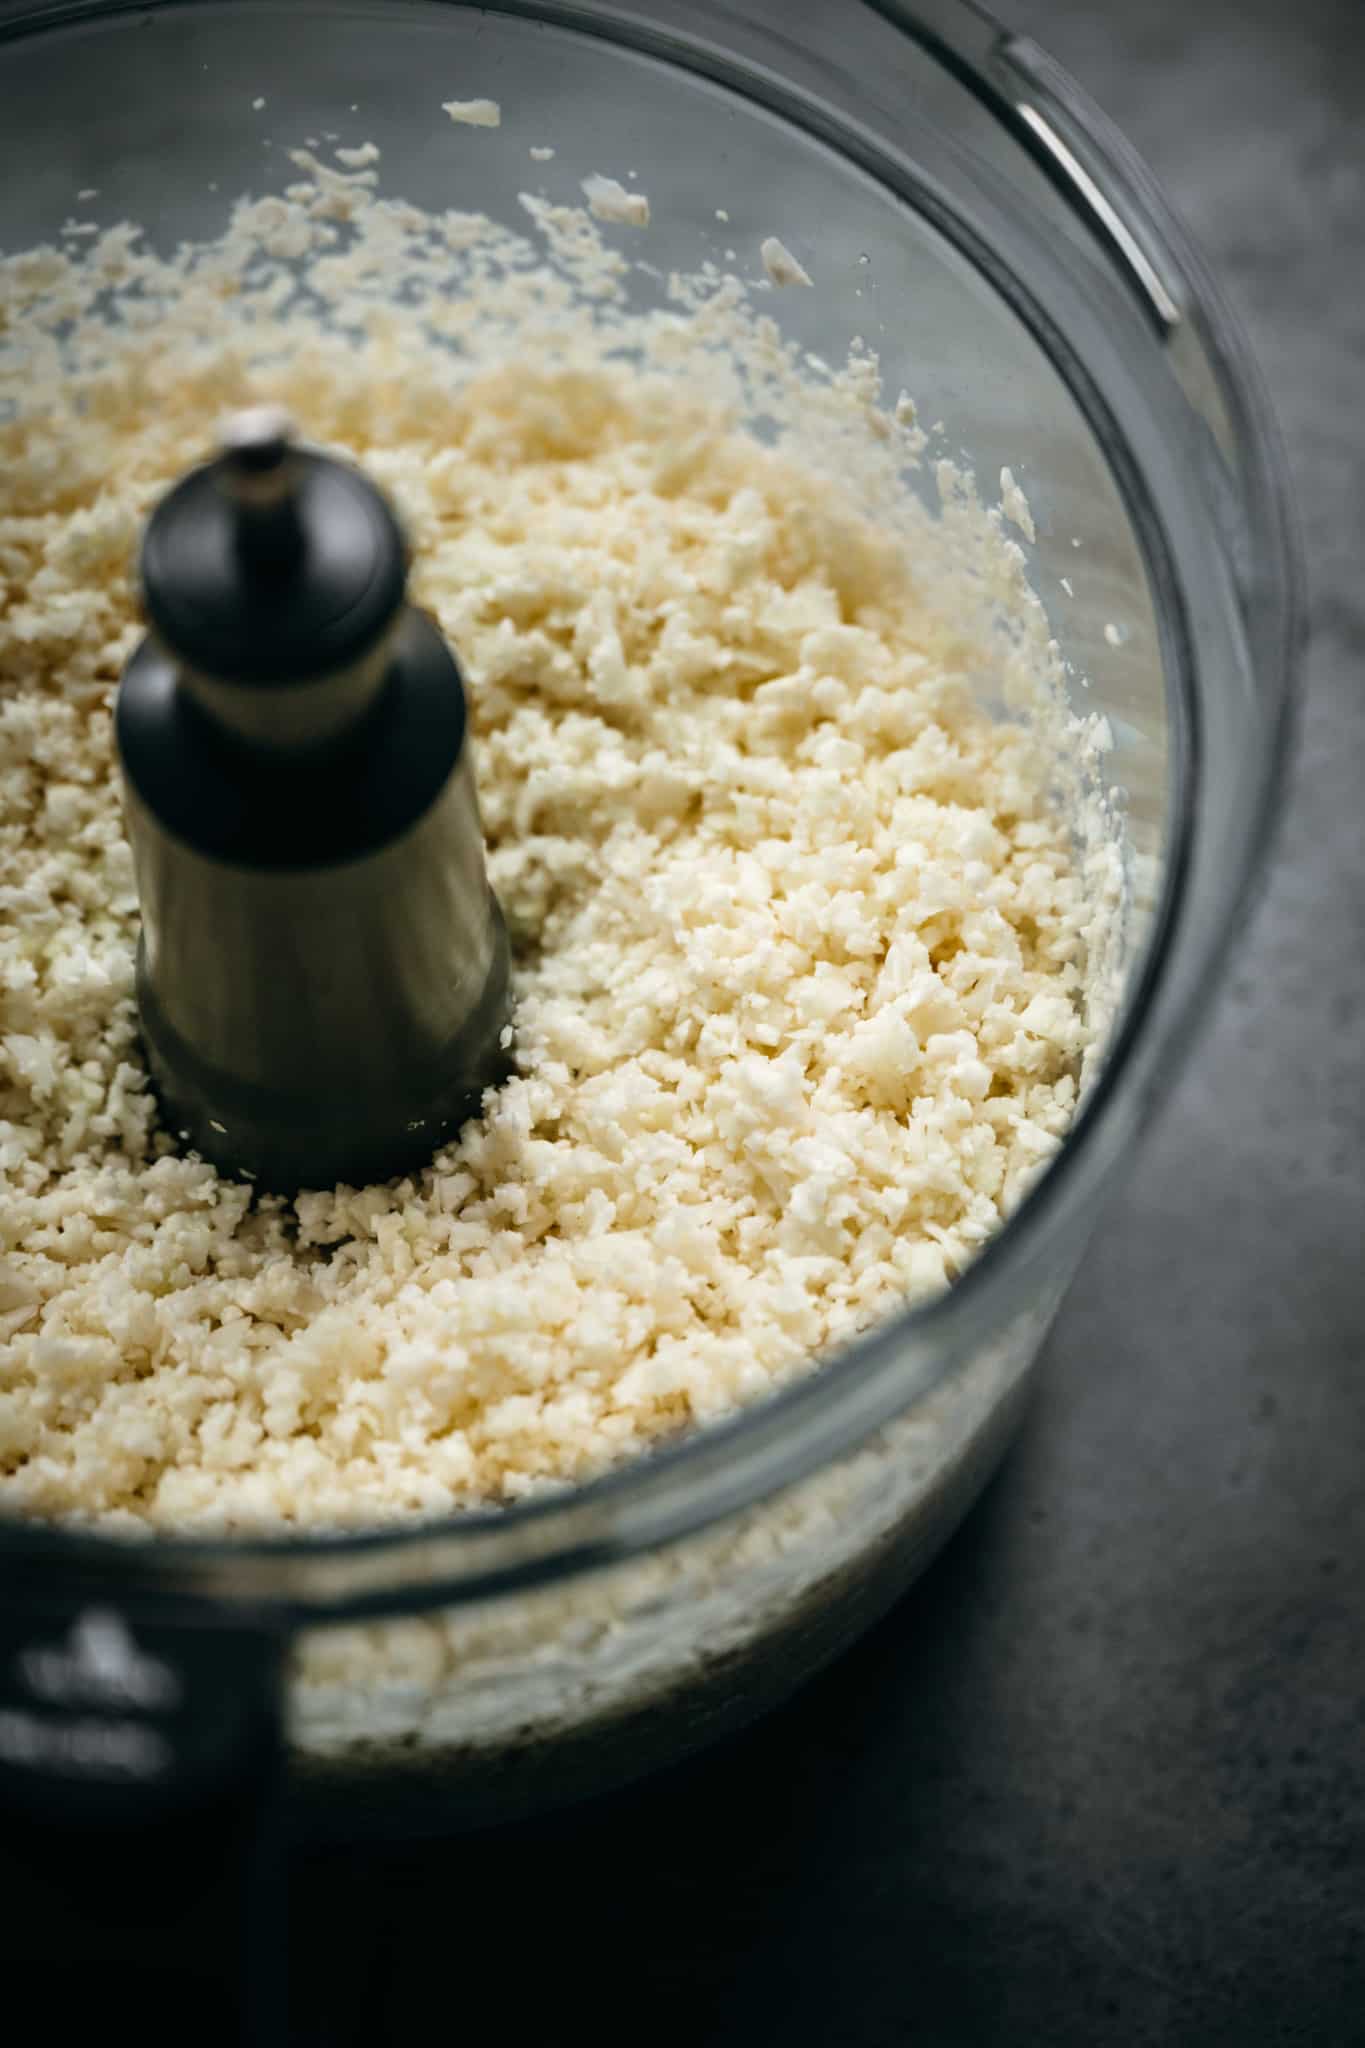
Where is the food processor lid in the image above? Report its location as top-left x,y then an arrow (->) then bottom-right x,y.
139,406 -> 408,689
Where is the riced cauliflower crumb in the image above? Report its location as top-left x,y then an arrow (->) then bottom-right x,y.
335,142 -> 381,170
761,236 -> 813,288
581,174 -> 650,227
529,146 -> 555,162
999,466 -> 1036,544
0,163 -> 1109,1538
443,98 -> 501,128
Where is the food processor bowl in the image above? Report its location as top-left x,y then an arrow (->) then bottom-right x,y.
0,0 -> 1297,1860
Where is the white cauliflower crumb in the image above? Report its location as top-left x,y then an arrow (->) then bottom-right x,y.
581,174 -> 650,227
529,146 -> 555,161
252,96 -> 266,111
334,142 -> 381,169
1104,621 -> 1126,647
77,188 -> 99,202
0,169 -> 1105,1539
443,97 -> 501,128
761,236 -> 813,288
999,466 -> 1036,544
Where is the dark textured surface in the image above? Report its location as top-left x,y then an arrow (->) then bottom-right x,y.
288,7 -> 1365,2044
7,2 -> 1363,2041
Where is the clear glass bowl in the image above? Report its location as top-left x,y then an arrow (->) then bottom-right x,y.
0,0 -> 1298,1839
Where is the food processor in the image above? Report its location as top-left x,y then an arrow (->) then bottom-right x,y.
0,0 -> 1298,2028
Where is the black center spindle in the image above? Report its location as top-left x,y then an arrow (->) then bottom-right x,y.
115,409 -> 511,1191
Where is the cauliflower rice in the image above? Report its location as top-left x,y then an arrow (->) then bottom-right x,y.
0,153 -> 1109,1537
